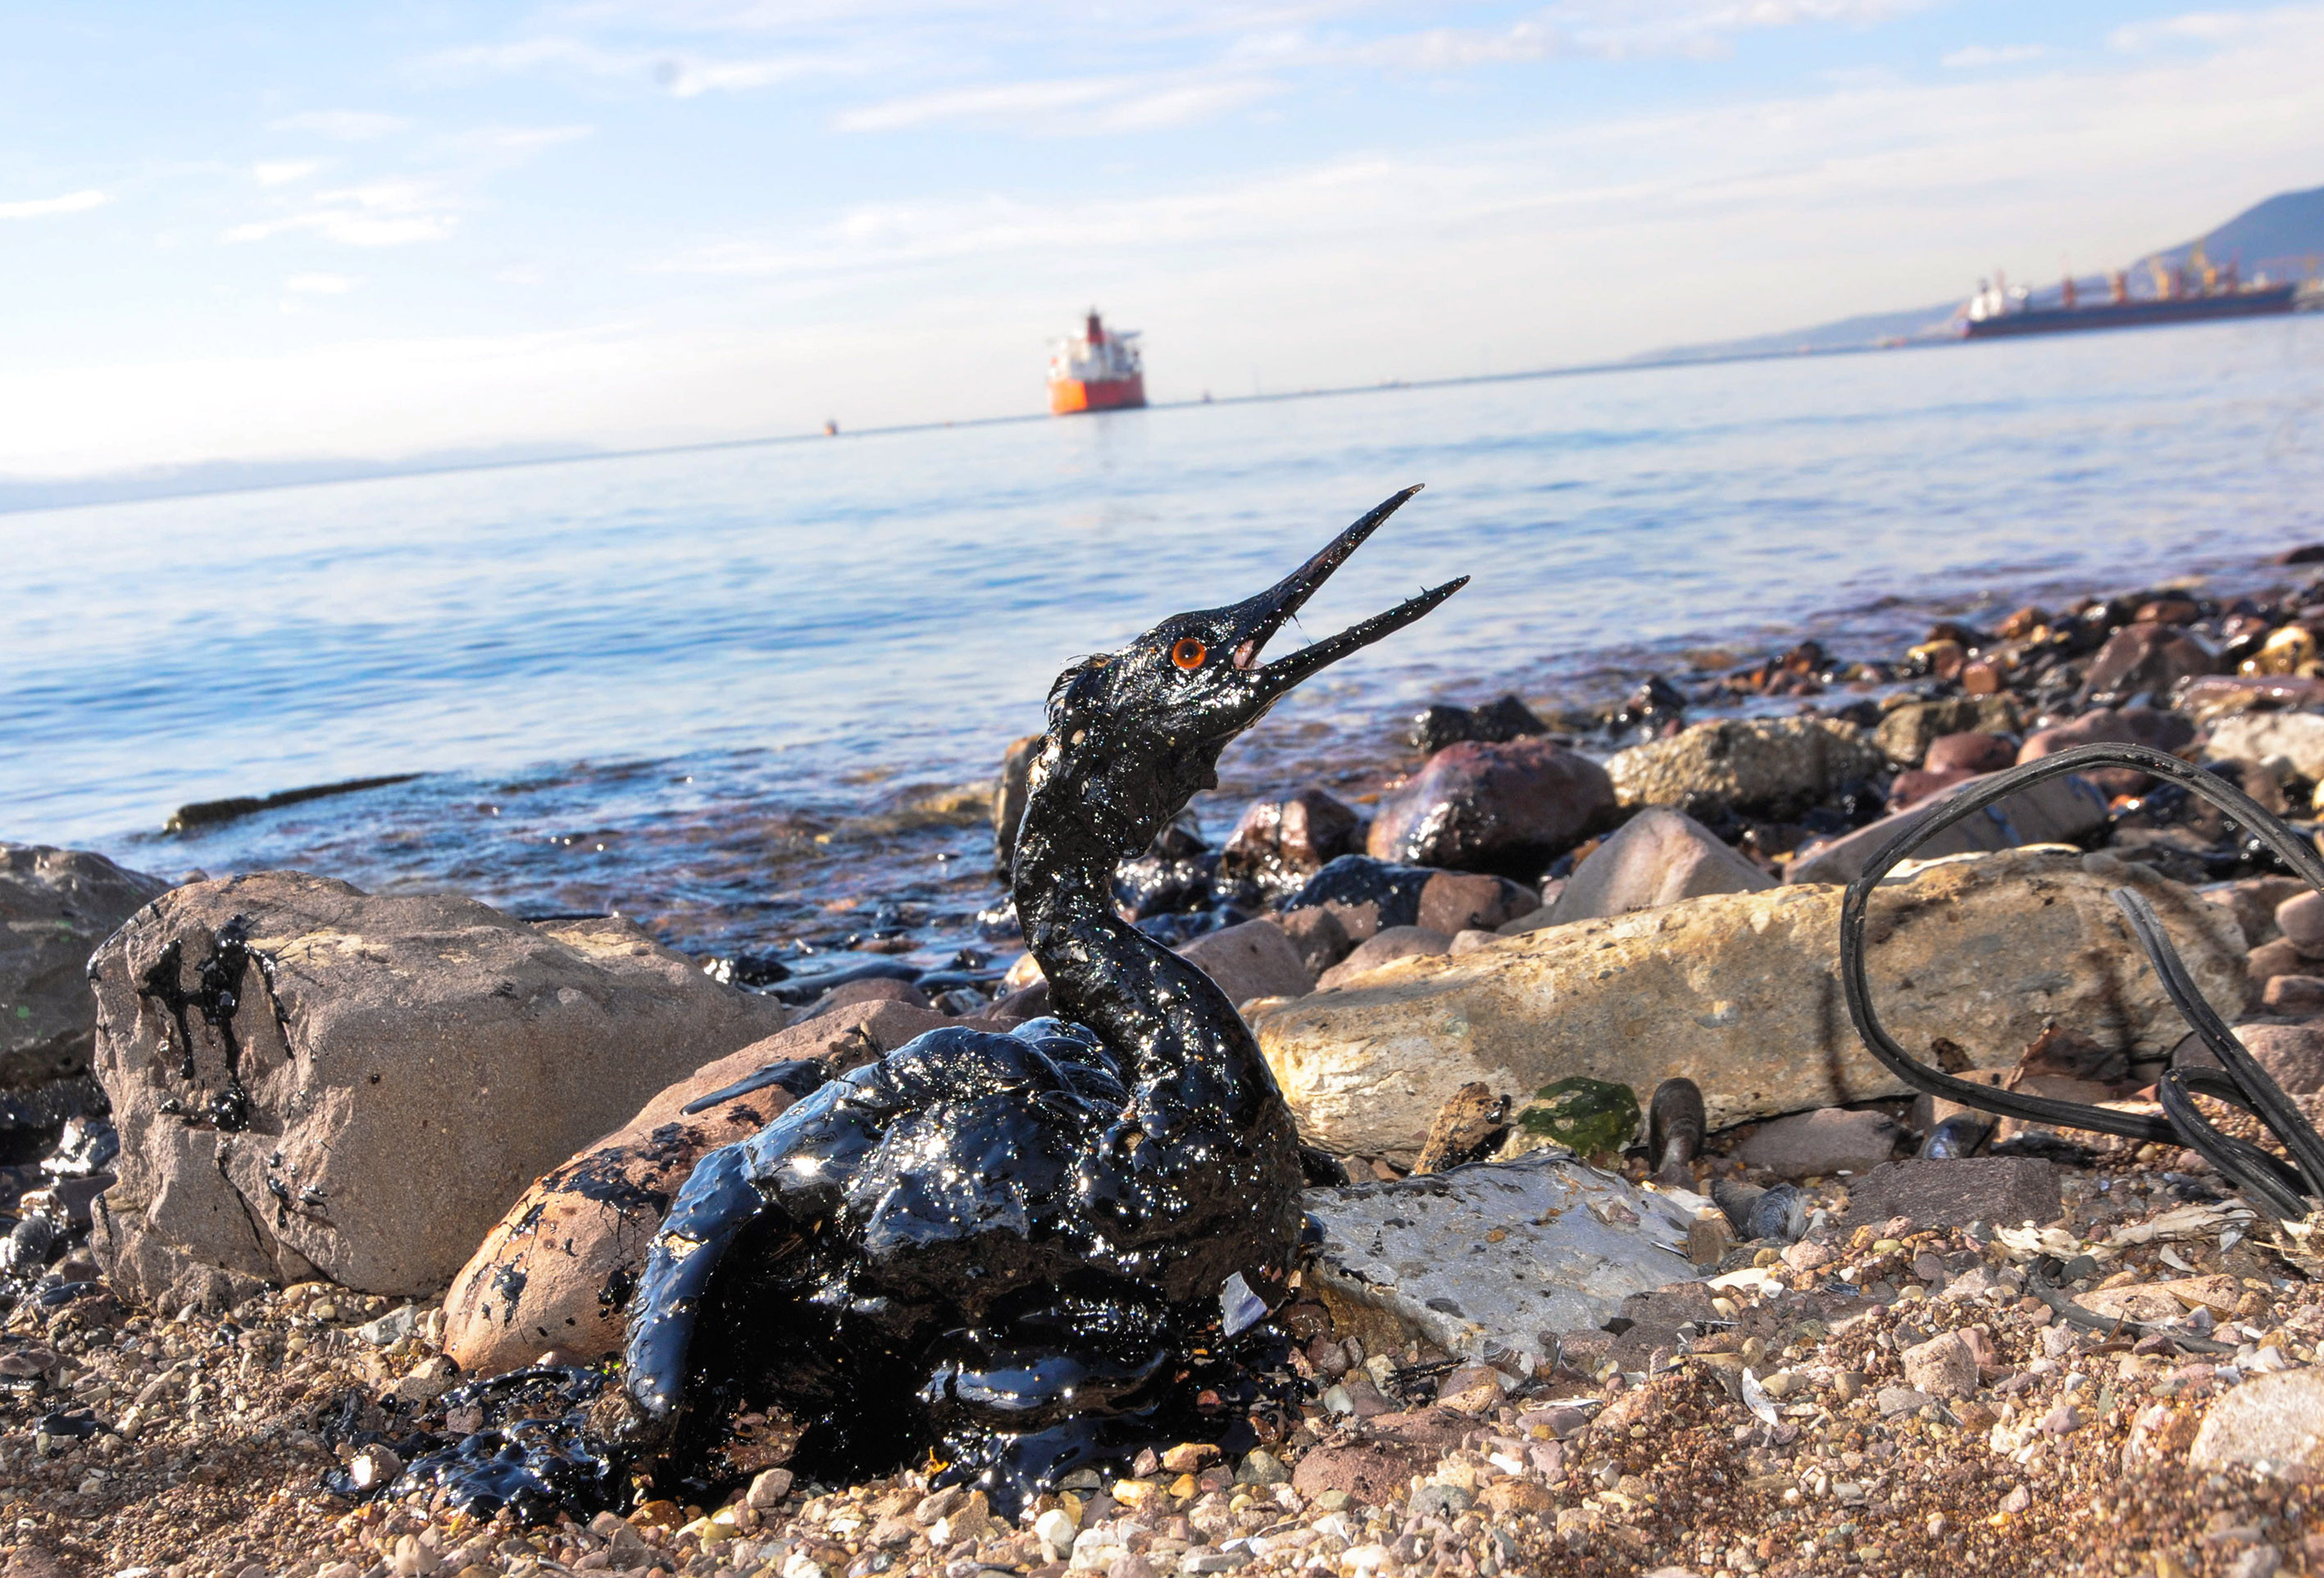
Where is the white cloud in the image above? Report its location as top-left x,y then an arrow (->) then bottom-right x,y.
269,110 -> 413,141
284,273 -> 358,294
2110,10 -> 2260,51
0,189 -> 109,221
838,73 -> 1281,132
227,180 -> 459,247
253,160 -> 321,186
1942,43 -> 2045,67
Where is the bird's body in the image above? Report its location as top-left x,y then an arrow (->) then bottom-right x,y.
620,489 -> 1462,1504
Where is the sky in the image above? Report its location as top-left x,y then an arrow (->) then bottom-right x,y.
3,1 -> 2323,478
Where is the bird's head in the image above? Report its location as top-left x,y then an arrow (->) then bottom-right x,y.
1033,485 -> 1465,857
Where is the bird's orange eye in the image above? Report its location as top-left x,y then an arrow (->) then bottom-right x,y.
1171,638 -> 1207,671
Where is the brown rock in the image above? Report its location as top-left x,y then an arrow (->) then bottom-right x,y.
1176,919 -> 1314,1008
799,976 -> 928,1020
1315,926 -> 1452,992
2018,706 -> 2195,797
1900,1330 -> 1978,1399
1840,1157 -> 2062,1231
2233,1024 -> 2324,1094
1887,765 -> 1980,812
444,999 -> 949,1374
89,873 -> 792,1309
2078,623 -> 2217,703
1221,788 -> 1362,884
2251,937 -> 2310,989
2281,890 -> 2324,959
1367,738 -> 1614,877
2263,975 -> 2324,1016
1477,1479 -> 1553,1516
1416,871 -> 1539,935
1875,697 -> 2026,766
1735,1107 -> 1902,1179
1926,733 -> 2018,774
1267,906 -> 1353,976
1412,1082 -> 1508,1175
2202,875 -> 2308,948
1526,806 -> 1771,930
0,844 -> 167,1087
1433,1363 -> 1504,1414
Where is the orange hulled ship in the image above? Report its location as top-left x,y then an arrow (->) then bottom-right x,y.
1048,309 -> 1146,415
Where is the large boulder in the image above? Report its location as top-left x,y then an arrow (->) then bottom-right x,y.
1,844 -> 168,1089
443,999 -> 948,1376
1250,848 -> 2241,1162
2207,712 -> 2324,783
1604,716 -> 1884,821
1874,697 -> 2025,766
1532,807 -> 1771,928
1365,739 -> 1613,878
1785,769 -> 2109,886
88,872 -> 793,1310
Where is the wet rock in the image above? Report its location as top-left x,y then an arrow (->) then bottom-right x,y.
1839,1157 -> 2062,1231
990,734 -> 1043,879
1407,694 -> 1546,756
0,844 -> 167,1089
1785,770 -> 2108,886
1176,919 -> 1314,1009
2081,622 -> 2220,701
1415,871 -> 1539,935
1281,856 -> 1435,943
89,873 -> 792,1308
2189,1368 -> 2324,1479
1303,1149 -> 1703,1370
2207,712 -> 2324,784
443,999 -> 939,1375
1527,807 -> 1771,930
1366,739 -> 1614,877
1315,926 -> 1451,992
1253,848 -> 2238,1160
1900,1330 -> 1978,1399
1220,788 -> 1362,889
1734,1108 -> 1902,1179
2279,891 -> 2324,958
1875,697 -> 2026,766
1267,906 -> 1353,977
2181,675 -> 2324,723
1605,716 -> 1884,821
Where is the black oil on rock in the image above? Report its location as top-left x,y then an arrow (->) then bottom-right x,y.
617,488 -> 1465,1511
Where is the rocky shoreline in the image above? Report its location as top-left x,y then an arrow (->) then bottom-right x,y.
13,553 -> 2324,1576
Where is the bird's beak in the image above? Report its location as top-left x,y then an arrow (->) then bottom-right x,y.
1222,485 -> 1467,698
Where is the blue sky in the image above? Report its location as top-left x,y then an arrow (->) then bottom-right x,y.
3,1 -> 2322,475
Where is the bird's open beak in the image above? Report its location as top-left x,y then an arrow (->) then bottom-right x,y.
1223,485 -> 1467,696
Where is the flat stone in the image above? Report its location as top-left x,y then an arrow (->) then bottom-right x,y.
0,844 -> 167,1087
2191,1369 -> 2324,1479
1877,1385 -> 1935,1418
2079,1283 -> 2192,1325
1532,807 -> 1771,930
1735,1108 -> 1902,1179
1302,1148 -> 1707,1371
1315,926 -> 1451,993
1253,848 -> 2239,1161
1840,1157 -> 2063,1232
1177,920 -> 1314,1009
1785,771 -> 2108,886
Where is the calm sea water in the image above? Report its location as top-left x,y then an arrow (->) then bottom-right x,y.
7,316 -> 2322,967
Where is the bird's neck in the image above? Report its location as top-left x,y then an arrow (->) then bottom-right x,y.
1011,760 -> 1269,1098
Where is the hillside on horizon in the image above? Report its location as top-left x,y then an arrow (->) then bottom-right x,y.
1644,183 -> 2324,364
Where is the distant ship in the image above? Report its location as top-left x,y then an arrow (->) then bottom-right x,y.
1961,248 -> 2300,340
1048,310 -> 1146,414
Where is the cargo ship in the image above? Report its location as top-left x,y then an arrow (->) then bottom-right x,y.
1048,310 -> 1146,414
1961,251 -> 2299,339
